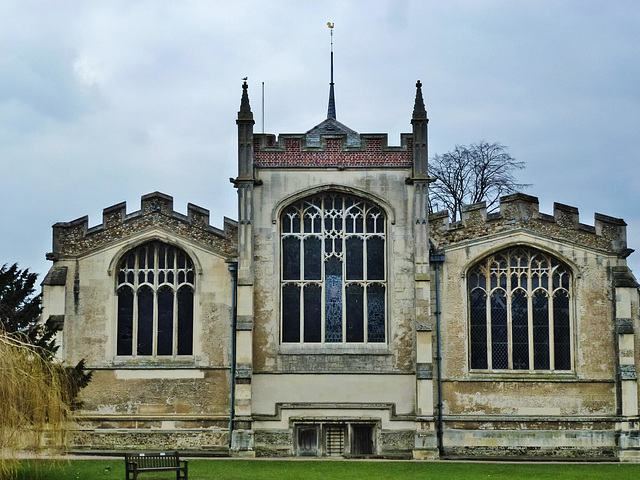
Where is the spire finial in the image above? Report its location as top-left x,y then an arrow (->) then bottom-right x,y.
327,22 -> 336,119
238,79 -> 253,121
412,79 -> 427,121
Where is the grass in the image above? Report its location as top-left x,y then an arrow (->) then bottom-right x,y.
14,458 -> 640,480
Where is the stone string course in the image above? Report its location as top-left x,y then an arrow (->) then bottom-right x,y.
50,192 -> 238,257
430,193 -> 630,256
253,133 -> 413,168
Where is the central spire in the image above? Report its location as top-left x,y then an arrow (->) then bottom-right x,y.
327,22 -> 336,120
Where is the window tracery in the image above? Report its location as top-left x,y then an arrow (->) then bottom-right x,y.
468,247 -> 572,371
281,193 -> 386,344
116,241 -> 194,357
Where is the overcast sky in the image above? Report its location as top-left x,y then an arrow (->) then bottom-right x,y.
1,0 -> 639,279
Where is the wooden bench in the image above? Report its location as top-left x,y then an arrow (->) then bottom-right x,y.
124,451 -> 188,480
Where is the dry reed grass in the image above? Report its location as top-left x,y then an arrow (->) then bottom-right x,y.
0,328 -> 71,479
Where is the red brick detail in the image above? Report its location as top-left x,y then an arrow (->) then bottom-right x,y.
254,137 -> 413,167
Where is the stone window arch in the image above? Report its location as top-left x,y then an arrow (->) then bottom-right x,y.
281,192 -> 386,344
468,246 -> 572,371
116,240 -> 195,357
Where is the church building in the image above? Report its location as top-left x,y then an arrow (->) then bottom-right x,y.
42,64 -> 640,459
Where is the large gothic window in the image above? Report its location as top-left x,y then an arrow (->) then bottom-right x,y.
468,247 -> 572,372
116,241 -> 195,357
281,193 -> 386,344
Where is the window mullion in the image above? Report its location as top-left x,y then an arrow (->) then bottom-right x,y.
152,244 -> 159,358
132,290 -> 139,358
340,211 -> 346,344
173,288 -> 178,357
301,233 -> 305,344
506,270 -> 513,370
321,210 -> 326,344
549,291 -> 555,371
363,231 -> 368,345
486,291 -> 492,371
527,292 -> 534,371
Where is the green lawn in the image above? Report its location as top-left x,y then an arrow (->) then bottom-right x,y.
15,458 -> 640,480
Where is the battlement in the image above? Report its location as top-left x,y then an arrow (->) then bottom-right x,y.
253,132 -> 413,168
49,192 -> 237,258
429,193 -> 632,257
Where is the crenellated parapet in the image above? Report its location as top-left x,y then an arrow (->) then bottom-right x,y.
253,132 -> 413,168
49,192 -> 238,259
429,193 -> 632,257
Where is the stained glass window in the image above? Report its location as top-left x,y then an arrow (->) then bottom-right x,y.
281,193 -> 386,344
116,241 -> 195,357
468,247 -> 572,372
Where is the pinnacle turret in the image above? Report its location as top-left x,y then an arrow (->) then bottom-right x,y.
412,80 -> 427,121
238,80 -> 254,122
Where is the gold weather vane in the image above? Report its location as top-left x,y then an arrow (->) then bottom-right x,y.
327,22 -> 334,29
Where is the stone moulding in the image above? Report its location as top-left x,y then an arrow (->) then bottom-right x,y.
620,364 -> 638,380
416,363 -> 433,380
252,402 -> 414,422
617,318 -> 634,335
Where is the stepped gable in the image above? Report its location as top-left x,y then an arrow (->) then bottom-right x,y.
48,192 -> 237,258
253,131 -> 413,168
429,193 -> 632,257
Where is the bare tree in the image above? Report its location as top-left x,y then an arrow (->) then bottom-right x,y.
429,141 -> 530,222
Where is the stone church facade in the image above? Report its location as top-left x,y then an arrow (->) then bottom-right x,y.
41,80 -> 640,460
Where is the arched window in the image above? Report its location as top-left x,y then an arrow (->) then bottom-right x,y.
281,193 -> 386,344
468,247 -> 572,371
116,241 -> 195,357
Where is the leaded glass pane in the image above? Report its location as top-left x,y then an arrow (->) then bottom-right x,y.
532,290 -> 549,370
346,284 -> 364,342
325,257 -> 343,342
282,284 -> 301,343
304,285 -> 321,342
147,247 -> 154,270
367,284 -> 386,343
177,286 -> 193,355
137,286 -> 154,356
157,286 -> 173,356
304,237 -> 322,280
541,274 -> 548,289
283,237 -> 300,280
554,290 -> 571,370
167,248 -> 175,269
346,237 -> 364,280
491,291 -> 508,369
470,289 -> 487,369
366,236 -> 384,280
511,290 -> 529,370
158,244 -> 166,269
117,286 -> 134,355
